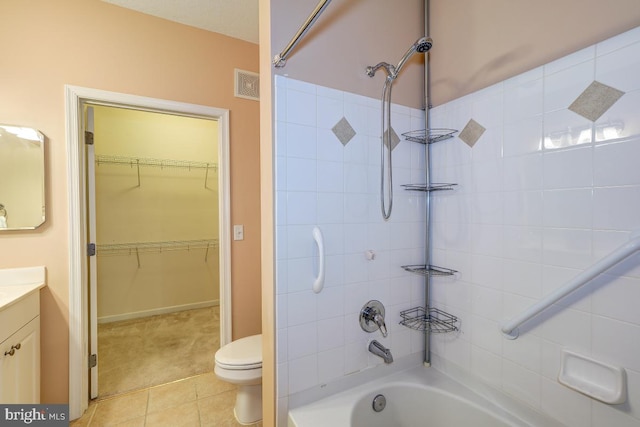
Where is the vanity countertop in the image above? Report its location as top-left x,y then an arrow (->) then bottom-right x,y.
0,266 -> 46,311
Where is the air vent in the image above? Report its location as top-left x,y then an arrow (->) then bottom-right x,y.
235,69 -> 260,101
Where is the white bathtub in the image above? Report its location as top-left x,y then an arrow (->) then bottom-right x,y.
288,365 -> 564,427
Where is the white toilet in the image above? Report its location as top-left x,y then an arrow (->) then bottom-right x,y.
214,334 -> 262,425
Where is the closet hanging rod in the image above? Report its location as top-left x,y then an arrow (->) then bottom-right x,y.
273,0 -> 332,67
95,154 -> 217,171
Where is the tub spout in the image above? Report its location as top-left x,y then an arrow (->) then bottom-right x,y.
369,340 -> 393,364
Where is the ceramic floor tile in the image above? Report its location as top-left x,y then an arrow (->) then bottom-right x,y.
144,401 -> 201,427
197,390 -> 238,426
91,390 -> 149,426
147,378 -> 198,413
194,372 -> 236,399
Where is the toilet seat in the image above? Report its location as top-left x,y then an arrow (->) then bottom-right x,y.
215,334 -> 262,370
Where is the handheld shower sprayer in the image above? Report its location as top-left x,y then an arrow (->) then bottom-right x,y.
366,36 -> 433,220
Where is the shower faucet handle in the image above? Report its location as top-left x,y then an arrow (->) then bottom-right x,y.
360,300 -> 388,337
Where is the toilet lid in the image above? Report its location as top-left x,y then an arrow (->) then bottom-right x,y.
215,334 -> 262,370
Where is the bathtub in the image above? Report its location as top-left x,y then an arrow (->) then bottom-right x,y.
288,364 -> 564,427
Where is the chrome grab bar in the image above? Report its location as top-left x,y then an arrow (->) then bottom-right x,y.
501,232 -> 640,339
273,0 -> 333,67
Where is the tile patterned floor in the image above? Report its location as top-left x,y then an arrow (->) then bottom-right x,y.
70,373 -> 263,426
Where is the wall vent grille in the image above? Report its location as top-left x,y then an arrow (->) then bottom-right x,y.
234,69 -> 260,101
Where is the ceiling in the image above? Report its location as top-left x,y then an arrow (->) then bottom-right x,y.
102,0 -> 259,44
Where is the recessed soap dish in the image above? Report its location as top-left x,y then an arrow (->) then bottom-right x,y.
558,350 -> 627,404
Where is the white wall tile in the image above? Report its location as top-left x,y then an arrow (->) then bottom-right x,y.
287,322 -> 317,360
286,88 -> 316,127
592,315 -> 640,372
594,138 -> 640,186
286,123 -> 316,159
596,41 -> 640,92
593,186 -> 640,230
501,360 -> 541,408
543,145 -> 593,189
540,378 -> 592,427
544,60 -> 595,113
542,189 -> 592,229
288,354 -> 318,394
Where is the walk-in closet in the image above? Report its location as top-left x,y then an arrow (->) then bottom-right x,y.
91,105 -> 220,398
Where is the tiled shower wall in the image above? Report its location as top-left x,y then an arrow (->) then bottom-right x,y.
428,27 -> 640,426
274,76 -> 429,419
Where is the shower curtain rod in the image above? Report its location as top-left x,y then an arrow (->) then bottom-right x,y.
273,0 -> 332,67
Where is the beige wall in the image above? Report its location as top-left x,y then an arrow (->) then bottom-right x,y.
0,0 -> 260,403
430,0 -> 640,105
271,0 -> 426,109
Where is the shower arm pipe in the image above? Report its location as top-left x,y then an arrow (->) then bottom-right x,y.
501,232 -> 640,340
273,0 -> 333,67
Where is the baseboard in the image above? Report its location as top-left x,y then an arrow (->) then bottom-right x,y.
98,300 -> 219,324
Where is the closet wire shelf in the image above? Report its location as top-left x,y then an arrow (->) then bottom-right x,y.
402,128 -> 458,144
401,264 -> 458,277
97,239 -> 219,267
97,239 -> 219,256
95,155 -> 218,171
400,307 -> 459,333
95,154 -> 218,188
402,183 -> 458,192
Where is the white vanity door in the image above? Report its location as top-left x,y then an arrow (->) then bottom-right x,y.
0,316 -> 40,404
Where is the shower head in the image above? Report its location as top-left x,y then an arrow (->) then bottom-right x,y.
365,36 -> 433,80
393,36 -> 433,78
415,36 -> 433,53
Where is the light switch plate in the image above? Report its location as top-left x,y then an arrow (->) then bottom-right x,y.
233,225 -> 244,241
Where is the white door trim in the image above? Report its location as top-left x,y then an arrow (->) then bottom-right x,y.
65,85 -> 232,420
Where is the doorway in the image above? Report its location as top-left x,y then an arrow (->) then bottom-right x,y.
89,105 -> 220,398
66,86 -> 232,420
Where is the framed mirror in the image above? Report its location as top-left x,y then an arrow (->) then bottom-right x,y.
0,125 -> 45,230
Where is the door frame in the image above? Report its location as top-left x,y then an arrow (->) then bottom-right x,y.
65,85 -> 232,420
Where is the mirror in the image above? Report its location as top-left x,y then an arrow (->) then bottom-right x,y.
0,125 -> 45,230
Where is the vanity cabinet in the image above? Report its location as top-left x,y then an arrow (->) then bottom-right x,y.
0,290 -> 40,404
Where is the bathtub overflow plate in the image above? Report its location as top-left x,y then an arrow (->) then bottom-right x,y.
372,394 -> 386,412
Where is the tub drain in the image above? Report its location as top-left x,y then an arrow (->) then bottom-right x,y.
372,394 -> 386,412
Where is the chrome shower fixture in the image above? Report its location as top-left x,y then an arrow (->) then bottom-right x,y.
367,36 -> 433,220
366,36 -> 433,80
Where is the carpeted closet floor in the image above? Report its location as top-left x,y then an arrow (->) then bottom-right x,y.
97,306 -> 220,397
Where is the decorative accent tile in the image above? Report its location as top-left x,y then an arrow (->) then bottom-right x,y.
569,81 -> 625,122
383,127 -> 401,151
459,119 -> 486,147
332,117 -> 356,146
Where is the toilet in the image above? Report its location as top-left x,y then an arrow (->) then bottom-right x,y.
214,334 -> 262,425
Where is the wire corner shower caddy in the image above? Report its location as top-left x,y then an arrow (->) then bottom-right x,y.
396,119 -> 460,344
